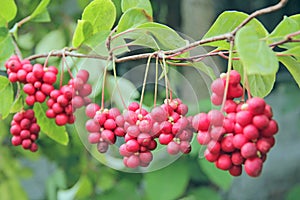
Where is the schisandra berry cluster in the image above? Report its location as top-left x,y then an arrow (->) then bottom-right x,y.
10,109 -> 40,152
45,70 -> 92,126
194,70 -> 279,177
85,99 -> 193,168
5,55 -> 93,151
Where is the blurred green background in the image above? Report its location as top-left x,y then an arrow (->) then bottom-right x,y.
0,0 -> 300,199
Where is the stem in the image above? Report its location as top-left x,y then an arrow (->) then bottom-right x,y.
221,40 -> 234,112
16,16 -> 31,28
139,53 -> 153,112
154,56 -> 159,107
101,61 -> 109,110
112,58 -> 126,109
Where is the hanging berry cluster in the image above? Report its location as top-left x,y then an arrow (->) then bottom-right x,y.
5,55 -> 92,151
5,55 -> 279,177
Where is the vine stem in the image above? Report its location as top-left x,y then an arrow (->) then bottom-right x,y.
154,56 -> 159,107
112,57 -> 126,109
220,40 -> 234,112
101,61 -> 109,110
139,53 -> 154,112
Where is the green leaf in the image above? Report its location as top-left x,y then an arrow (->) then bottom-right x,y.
280,46 -> 300,60
0,0 -> 17,23
236,27 -> 278,97
202,11 -> 268,49
121,0 -> 152,17
186,187 -> 221,200
0,75 -> 9,92
82,0 -> 116,34
58,175 -> 93,200
268,16 -> 299,49
286,184 -> 300,200
106,75 -> 139,109
35,30 -> 66,61
33,103 -> 69,145
117,8 -> 152,33
10,93 -> 24,113
198,159 -> 232,190
290,14 -> 300,25
191,61 -> 216,80
278,56 -> 300,88
144,160 -> 190,200
72,20 -> 93,47
31,10 -> 51,22
30,0 -> 51,19
0,82 -> 13,119
0,27 -> 14,61
136,22 -> 187,50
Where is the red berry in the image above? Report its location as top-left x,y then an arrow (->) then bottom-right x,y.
101,129 -> 116,144
139,151 -> 153,164
11,136 -> 22,146
180,141 -> 191,154
22,139 -> 32,149
55,114 -> 68,126
126,139 -> 140,152
229,165 -> 242,176
243,124 -> 259,140
261,120 -> 278,137
78,83 -> 92,97
126,155 -> 140,168
119,144 -> 133,157
76,69 -> 89,83
158,133 -> 173,145
35,91 -> 46,103
231,151 -> 245,165
236,110 -> 253,127
233,134 -> 248,149
151,106 -> 168,122
88,132 -> 101,144
211,93 -> 223,106
252,114 -> 270,130
204,149 -> 219,162
221,134 -> 235,153
43,71 -> 57,84
241,142 -> 257,158
197,131 -> 211,145
23,84 -> 35,95
246,97 -> 266,115
41,83 -> 54,96
167,141 -> 180,155
104,119 -> 117,130
211,78 -> 225,96
216,154 -> 232,170
85,103 -> 100,118
128,102 -> 140,112
192,113 -> 210,131
207,140 -> 221,154
244,157 -> 263,177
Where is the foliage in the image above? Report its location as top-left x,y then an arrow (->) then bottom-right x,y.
0,0 -> 299,199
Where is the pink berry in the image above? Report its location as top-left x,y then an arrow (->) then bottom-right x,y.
158,133 -> 173,145
101,129 -> 116,144
246,97 -> 266,115
204,149 -> 219,162
221,134 -> 235,153
88,132 -> 101,144
233,134 -> 248,149
241,142 -> 257,158
85,103 -> 100,118
216,154 -> 232,170
244,157 -> 263,177
55,114 -> 68,126
167,141 -> 180,155
231,151 -> 245,165
236,110 -> 253,127
229,165 -> 242,176
126,139 -> 140,152
207,140 -> 221,154
197,131 -> 211,145
243,124 -> 259,140
211,78 -> 225,96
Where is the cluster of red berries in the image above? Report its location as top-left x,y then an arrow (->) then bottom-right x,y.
195,70 -> 279,177
46,70 -> 92,126
84,99 -> 194,168
5,55 -> 58,106
10,109 -> 40,152
5,55 -> 93,151
210,70 -> 243,105
85,103 -> 125,153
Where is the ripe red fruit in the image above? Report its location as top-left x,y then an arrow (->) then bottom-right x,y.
176,104 -> 188,115
192,113 -> 210,131
216,154 -> 232,170
231,151 -> 245,165
101,130 -> 116,144
233,134 -> 248,149
85,103 -> 101,118
197,131 -> 211,145
126,139 -> 140,152
246,97 -> 266,115
211,78 -> 225,96
43,71 -> 57,84
23,84 -> 35,95
167,141 -> 180,155
55,114 -> 68,126
241,142 -> 257,158
88,132 -> 101,144
207,140 -> 221,154
11,136 -> 22,146
244,157 -> 263,177
208,110 -> 224,127
159,133 -> 173,145
204,149 -> 219,162
180,141 -> 191,154
137,133 -> 152,146
211,93 -> 223,106
236,110 -> 253,127
261,120 -> 278,137
257,138 -> 273,153
139,151 -> 153,164
78,83 -> 92,97
119,144 -> 133,157
229,165 -> 242,176
150,106 -> 168,122
243,124 -> 259,140
252,114 -> 270,130
76,69 -> 89,83
221,134 -> 235,152
126,155 -> 140,168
